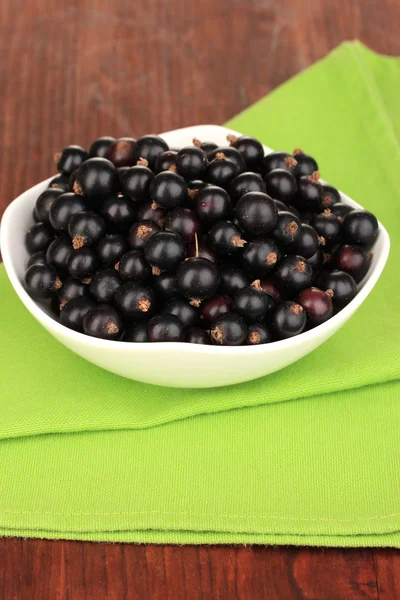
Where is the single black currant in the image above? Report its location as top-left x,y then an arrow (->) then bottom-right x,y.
67,247 -> 98,281
46,237 -> 72,272
270,301 -> 306,339
176,257 -> 219,306
292,148 -> 318,177
48,174 -> 69,192
256,278 -> 283,303
73,158 -> 117,200
200,295 -> 233,323
311,209 -> 342,250
152,272 -> 178,300
150,171 -> 188,210
144,231 -> 185,274
307,247 -> 324,270
208,221 -> 247,256
275,255 -> 313,293
68,211 -> 106,249
57,278 -> 89,310
272,211 -> 301,245
26,222 -> 54,253
227,134 -> 264,170
83,304 -> 123,340
136,199 -> 166,226
342,210 -> 378,248
89,268 -> 122,303
164,208 -> 201,245
114,282 -> 155,320
230,172 -> 266,204
55,145 -> 88,176
60,297 -> 95,332
128,220 -> 161,250
246,323 -> 273,345
295,172 -> 322,211
195,186 -> 232,223
106,137 -> 137,167
206,153 -> 239,188
323,270 -> 357,310
116,250 -> 151,282
235,192 -> 278,237
147,314 -> 185,342
331,203 -> 353,221
35,188 -> 64,223
233,283 -> 274,322
100,194 -> 137,230
25,264 -> 62,298
27,251 -> 47,268
320,184 -> 341,209
154,150 -> 177,174
119,160 -> 155,202
241,238 -> 280,277
193,138 -> 218,156
262,151 -> 298,176
264,168 -> 297,203
296,287 -> 334,326
175,146 -> 207,179
210,312 -> 247,346
290,224 -> 321,258
331,245 -> 371,283
218,265 -> 249,296
89,136 -> 116,158
96,233 -> 128,266
185,327 -> 211,344
208,146 -> 246,173
162,297 -> 199,327
186,242 -> 218,263
124,322 -> 149,342
49,192 -> 86,232
133,135 -> 169,168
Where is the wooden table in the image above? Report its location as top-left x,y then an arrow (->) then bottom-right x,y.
1,1 -> 399,598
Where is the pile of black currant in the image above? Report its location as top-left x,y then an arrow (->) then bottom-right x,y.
24,133 -> 379,344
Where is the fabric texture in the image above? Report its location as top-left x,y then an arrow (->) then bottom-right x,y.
0,41 -> 399,546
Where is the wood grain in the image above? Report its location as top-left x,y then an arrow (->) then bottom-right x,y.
0,0 -> 400,598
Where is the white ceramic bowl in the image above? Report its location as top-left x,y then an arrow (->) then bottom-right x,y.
0,125 -> 390,387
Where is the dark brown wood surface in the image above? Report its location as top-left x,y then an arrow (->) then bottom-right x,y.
1,1 -> 400,598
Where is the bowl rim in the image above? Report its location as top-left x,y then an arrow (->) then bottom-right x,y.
0,124 -> 391,356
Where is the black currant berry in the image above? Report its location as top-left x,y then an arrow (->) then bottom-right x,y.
176,146 -> 207,179
193,138 -> 218,156
320,184 -> 341,209
210,312 -> 247,346
83,305 -> 123,340
25,264 -> 62,298
195,186 -> 232,223
57,278 -> 89,310
331,245 -> 371,283
307,247 -> 324,270
128,220 -> 161,250
26,222 -> 54,253
162,297 -> 199,327
48,174 -> 69,192
227,134 -> 264,170
270,301 -> 306,339
246,324 -> 273,345
49,192 -> 87,232
218,265 -> 249,296
144,231 -> 185,274
290,224 -> 320,258
106,137 -> 137,167
120,160 -> 155,202
46,237 -> 72,272
275,255 -> 313,293
230,172 -> 266,204
150,171 -> 188,210
35,188 -> 64,223
55,145 -> 88,176
186,242 -> 217,263
176,257 -> 219,305
152,272 -> 178,300
124,322 -> 149,342
89,136 -> 116,158
235,192 -> 278,237
154,150 -> 177,174
342,210 -> 378,248
331,203 -> 353,221
208,146 -> 246,174
115,282 -> 155,320
200,295 -> 233,323
97,233 -> 128,266
60,297 -> 95,332
241,238 -> 280,277
233,283 -> 274,322
116,250 -> 151,282
323,270 -> 357,310
292,148 -> 318,177
27,251 -> 47,268
68,211 -> 106,249
272,211 -> 301,246
100,195 -> 137,230
296,287 -> 333,326
73,158 -> 117,200
67,247 -> 98,281
133,135 -> 169,168
136,200 -> 166,226
262,151 -> 298,175
264,169 -> 297,203
296,172 -> 322,211
256,278 -> 283,303
311,209 -> 341,250
206,153 -> 239,188
164,208 -> 201,245
186,327 -> 211,344
208,221 -> 247,256
89,268 -> 121,303
147,314 -> 185,342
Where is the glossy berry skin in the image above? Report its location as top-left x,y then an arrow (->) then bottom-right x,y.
136,200 -> 166,226
186,243 -> 217,263
311,210 -> 341,250
124,322 -> 149,343
195,186 -> 232,223
150,171 -> 188,210
27,251 -> 47,268
57,278 -> 88,310
291,224 -> 320,258
97,233 -> 128,266
187,180 -> 208,199
117,250 -> 150,282
233,285 -> 274,323
275,255 -> 313,293
235,192 -> 278,237
89,136 -> 116,158
120,164 -> 155,202
152,273 -> 178,300
208,221 -> 246,257
228,135 -> 264,170
67,247 -> 98,280
206,154 -> 239,188
56,145 -> 88,176
270,301 -> 306,339
321,184 -> 341,209
264,169 -> 297,203
331,203 -> 353,221
114,282 -> 155,320
100,195 -> 136,230
272,211 -> 301,245
257,278 -> 283,303
323,270 -> 357,310
176,146 -> 207,179
144,232 -> 185,274
186,327 -> 211,345
292,149 -> 318,177
262,151 -> 298,176
73,158 -> 117,200
128,220 -> 160,250
164,208 -> 201,245
200,295 -> 233,323
60,297 -> 95,332
331,245 -> 371,283
176,257 -> 220,304
296,175 -> 322,212
25,264 -> 62,299
162,297 -> 199,327
342,210 -> 378,248
83,305 -> 123,340
154,150 -> 177,174
208,147 -> 246,174
49,192 -> 87,233
196,140 -> 218,156
147,314 -> 185,342
229,172 -> 266,204
68,211 -> 106,249
296,287 -> 333,326
210,312 -> 247,346
307,247 -> 324,270
35,188 -> 64,223
46,237 -> 72,272
218,265 -> 249,296
48,174 -> 69,192
246,324 -> 273,345
241,238 -> 280,277
105,137 -> 136,167
26,222 -> 54,253
133,135 -> 169,168
89,268 -> 121,303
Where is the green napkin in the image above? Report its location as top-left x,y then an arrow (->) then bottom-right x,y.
1,41 -> 399,546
